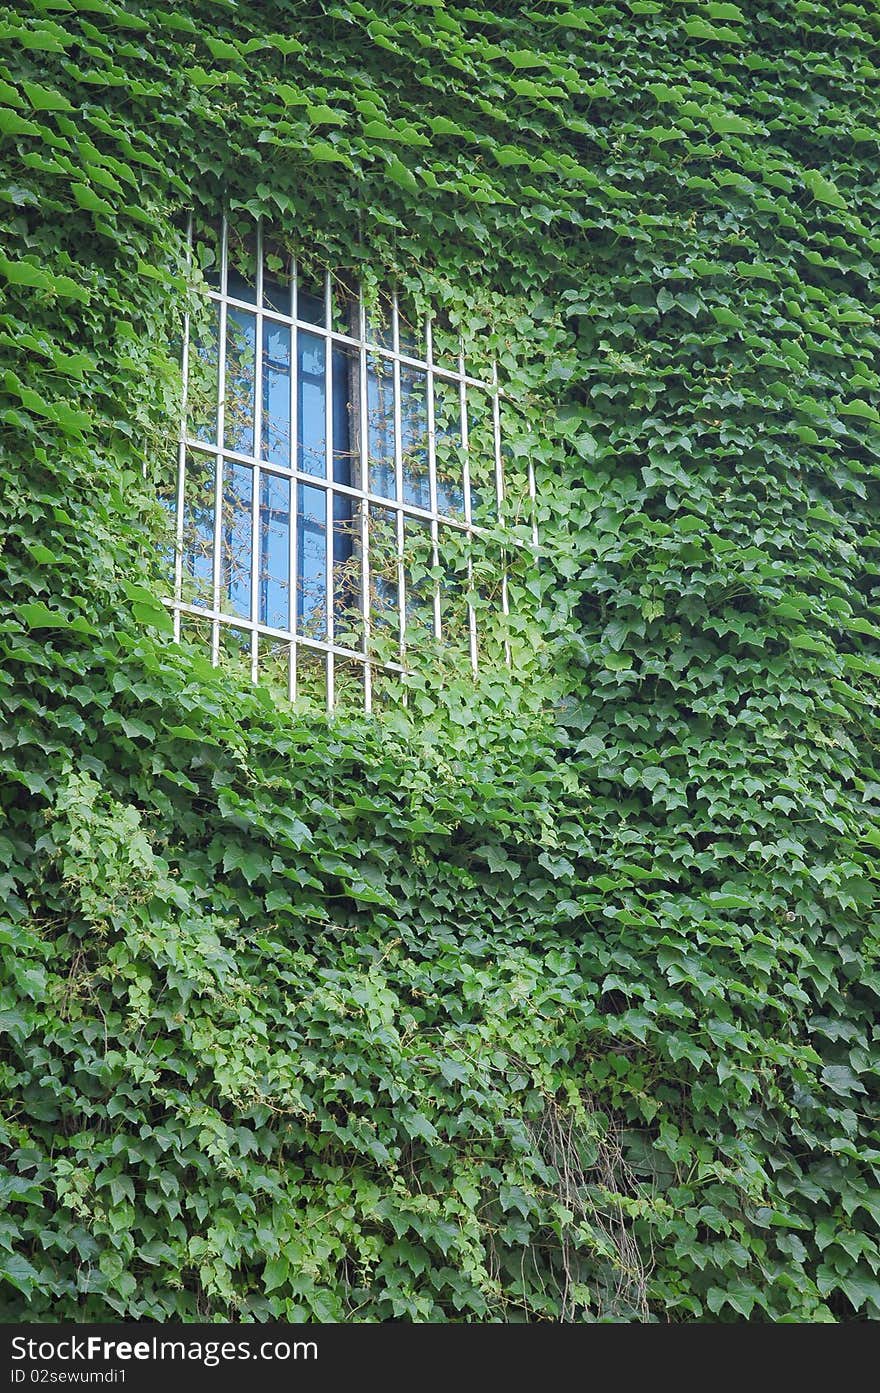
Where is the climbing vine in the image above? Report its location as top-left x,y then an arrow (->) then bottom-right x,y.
0,0 -> 878,1322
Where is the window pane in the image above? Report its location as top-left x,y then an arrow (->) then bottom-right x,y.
225,307 -> 256,455
258,634 -> 291,699
179,611 -> 214,656
221,461 -> 253,619
295,645 -> 327,707
298,272 -> 325,327
397,297 -> 422,358
368,505 -> 400,650
297,483 -> 327,639
192,217 -> 221,290
189,301 -> 219,445
433,376 -> 465,518
365,290 -> 393,349
181,450 -> 215,608
439,531 -> 471,654
219,622 -> 251,677
332,344 -> 358,486
333,492 -> 361,650
258,472 -> 291,631
400,365 -> 429,509
298,330 -> 326,477
262,319 -> 291,467
334,658 -> 366,713
403,515 -> 434,636
430,308 -> 460,371
262,236 -> 290,314
367,351 -> 395,500
331,276 -> 354,335
227,223 -> 257,304
466,386 -> 495,519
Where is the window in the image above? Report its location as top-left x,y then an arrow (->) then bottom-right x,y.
165,216 -> 534,711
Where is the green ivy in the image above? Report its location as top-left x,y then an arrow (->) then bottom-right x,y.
0,0 -> 878,1322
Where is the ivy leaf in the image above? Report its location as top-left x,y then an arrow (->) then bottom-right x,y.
22,81 -> 71,111
802,169 -> 847,209
263,1256 -> 288,1291
839,399 -> 879,422
19,602 -> 97,634
385,154 -> 419,192
709,112 -> 755,135
603,651 -> 634,671
71,183 -> 114,215
0,1254 -> 40,1297
822,1065 -> 867,1097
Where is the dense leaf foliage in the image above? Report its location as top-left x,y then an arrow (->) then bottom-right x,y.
1,0 -> 878,1322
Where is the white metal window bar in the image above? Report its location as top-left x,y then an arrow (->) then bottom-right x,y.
165,215 -> 535,713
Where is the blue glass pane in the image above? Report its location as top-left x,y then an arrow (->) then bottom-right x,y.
297,483 -> 327,639
298,331 -> 326,477
221,461 -> 252,619
298,278 -> 325,327
433,376 -> 465,517
333,344 -> 356,485
225,307 -> 256,455
400,364 -> 429,509
182,450 -> 215,607
397,302 -> 421,357
333,498 -> 362,651
262,238 -> 290,314
333,491 -> 356,626
258,472 -> 291,631
367,352 -> 395,499
190,301 -> 219,445
262,320 -> 291,467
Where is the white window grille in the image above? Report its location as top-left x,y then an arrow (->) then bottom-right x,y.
165,215 -> 534,712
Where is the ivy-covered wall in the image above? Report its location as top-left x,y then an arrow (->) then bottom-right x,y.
1,0 -> 878,1322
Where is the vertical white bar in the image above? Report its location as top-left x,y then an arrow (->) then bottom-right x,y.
289,259 -> 299,702
492,361 -> 511,667
460,349 -> 477,674
174,214 -> 192,642
250,219 -> 263,684
425,316 -> 441,641
358,288 -> 372,713
211,213 -> 228,667
392,292 -> 406,663
324,269 -> 335,712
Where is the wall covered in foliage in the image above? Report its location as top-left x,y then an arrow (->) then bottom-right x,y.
1,0 -> 878,1321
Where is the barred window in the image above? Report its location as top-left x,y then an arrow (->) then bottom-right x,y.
165,216 -> 533,711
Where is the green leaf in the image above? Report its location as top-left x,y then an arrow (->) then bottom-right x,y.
709,112 -> 755,135
19,602 -> 96,634
0,1254 -> 40,1297
822,1065 -> 867,1096
71,183 -> 114,215
838,399 -> 879,422
22,81 -> 72,111
802,169 -> 847,209
603,651 -> 634,671
385,154 -> 419,192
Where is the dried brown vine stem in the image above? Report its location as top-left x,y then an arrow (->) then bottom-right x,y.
527,1094 -> 652,1323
